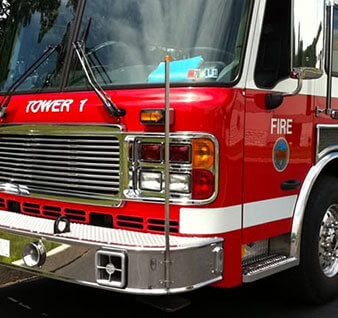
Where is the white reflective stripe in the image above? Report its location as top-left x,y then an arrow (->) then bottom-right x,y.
180,195 -> 298,235
180,205 -> 242,235
243,195 -> 298,228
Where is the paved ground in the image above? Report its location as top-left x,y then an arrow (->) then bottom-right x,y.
1,270 -> 338,317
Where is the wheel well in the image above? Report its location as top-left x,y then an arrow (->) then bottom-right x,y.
305,159 -> 338,205
318,158 -> 338,180
290,155 -> 338,260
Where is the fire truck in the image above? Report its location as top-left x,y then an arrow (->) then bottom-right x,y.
1,0 -> 338,306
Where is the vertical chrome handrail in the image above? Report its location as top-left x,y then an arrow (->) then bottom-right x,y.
164,56 -> 171,291
326,3 -> 334,116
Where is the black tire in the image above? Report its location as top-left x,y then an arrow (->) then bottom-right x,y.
297,175 -> 338,304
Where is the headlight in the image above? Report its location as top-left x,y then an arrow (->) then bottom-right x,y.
139,171 -> 162,191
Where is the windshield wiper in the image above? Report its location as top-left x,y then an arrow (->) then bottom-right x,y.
0,44 -> 62,120
72,40 -> 126,117
39,22 -> 72,92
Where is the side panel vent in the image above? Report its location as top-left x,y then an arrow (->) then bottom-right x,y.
317,125 -> 338,160
117,215 -> 144,229
148,219 -> 179,233
95,250 -> 127,288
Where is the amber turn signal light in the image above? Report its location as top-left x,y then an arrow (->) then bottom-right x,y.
192,139 -> 215,169
140,109 -> 175,125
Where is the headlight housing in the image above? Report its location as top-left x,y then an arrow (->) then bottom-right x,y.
125,133 -> 218,205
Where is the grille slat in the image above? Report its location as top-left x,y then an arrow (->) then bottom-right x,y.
0,166 -> 120,180
0,146 -> 119,155
0,162 -> 118,174
0,151 -> 120,162
0,155 -> 120,168
0,141 -> 120,150
0,176 -> 119,192
0,170 -> 120,185
0,131 -> 121,197
0,136 -> 119,144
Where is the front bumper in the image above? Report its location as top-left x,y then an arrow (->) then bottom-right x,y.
0,211 -> 224,295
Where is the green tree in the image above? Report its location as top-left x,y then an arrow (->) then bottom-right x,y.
0,0 -> 78,42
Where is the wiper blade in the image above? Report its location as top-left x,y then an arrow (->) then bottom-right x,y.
72,40 -> 126,117
0,44 -> 61,120
39,22 -> 72,92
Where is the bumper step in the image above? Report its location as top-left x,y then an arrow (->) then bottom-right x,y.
0,210 -> 224,295
0,211 -> 218,249
242,254 -> 298,283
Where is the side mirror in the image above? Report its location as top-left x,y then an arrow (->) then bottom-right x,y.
266,0 -> 324,110
292,0 -> 324,80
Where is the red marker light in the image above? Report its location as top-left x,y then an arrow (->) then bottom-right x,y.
192,169 -> 214,200
141,144 -> 162,162
170,145 -> 191,163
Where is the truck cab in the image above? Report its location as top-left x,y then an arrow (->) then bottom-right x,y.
0,0 -> 338,304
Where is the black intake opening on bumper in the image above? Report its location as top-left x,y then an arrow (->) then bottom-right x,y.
90,213 -> 113,228
7,200 -> 21,213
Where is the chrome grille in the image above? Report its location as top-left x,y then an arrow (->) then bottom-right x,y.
0,126 -> 121,204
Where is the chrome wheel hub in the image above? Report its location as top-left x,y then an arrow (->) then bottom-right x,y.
319,204 -> 338,278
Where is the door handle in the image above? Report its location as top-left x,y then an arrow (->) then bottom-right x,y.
281,179 -> 301,191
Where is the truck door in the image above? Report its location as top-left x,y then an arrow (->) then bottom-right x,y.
242,0 -> 315,244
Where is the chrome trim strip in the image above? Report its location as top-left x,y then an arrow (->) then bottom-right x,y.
0,142 -> 120,150
0,156 -> 120,168
290,152 -> 338,259
0,163 -> 118,175
318,145 -> 338,162
0,146 -> 119,155
0,151 -> 120,162
0,172 -> 120,186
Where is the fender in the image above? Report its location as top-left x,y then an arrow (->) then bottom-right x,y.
290,151 -> 338,260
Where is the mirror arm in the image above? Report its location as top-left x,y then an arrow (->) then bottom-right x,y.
265,77 -> 303,110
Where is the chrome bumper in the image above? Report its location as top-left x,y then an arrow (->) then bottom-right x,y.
0,211 -> 224,295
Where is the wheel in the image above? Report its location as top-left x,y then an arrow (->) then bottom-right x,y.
297,175 -> 338,303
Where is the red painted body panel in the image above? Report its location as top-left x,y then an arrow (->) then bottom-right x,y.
0,86 -> 318,289
213,230 -> 242,288
2,87 -> 245,288
4,87 -> 245,210
242,218 -> 293,244
243,90 -> 314,204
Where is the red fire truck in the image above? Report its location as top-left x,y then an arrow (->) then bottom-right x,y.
0,0 -> 338,306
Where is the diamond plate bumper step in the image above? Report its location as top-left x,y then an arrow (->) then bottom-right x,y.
0,210 -> 224,295
242,254 -> 298,283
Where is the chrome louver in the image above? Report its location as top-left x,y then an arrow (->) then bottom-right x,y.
0,125 -> 219,207
0,125 -> 122,206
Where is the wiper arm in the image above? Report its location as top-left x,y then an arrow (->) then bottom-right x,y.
39,22 -> 72,92
72,40 -> 126,117
0,44 -> 61,120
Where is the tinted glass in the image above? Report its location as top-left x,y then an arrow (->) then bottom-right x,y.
68,0 -> 251,88
0,0 -> 78,93
333,7 -> 338,75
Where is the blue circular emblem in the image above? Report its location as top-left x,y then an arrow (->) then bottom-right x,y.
273,138 -> 289,172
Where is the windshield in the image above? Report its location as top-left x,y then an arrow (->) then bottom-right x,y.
0,0 -> 78,93
0,0 -> 251,93
68,0 -> 251,88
